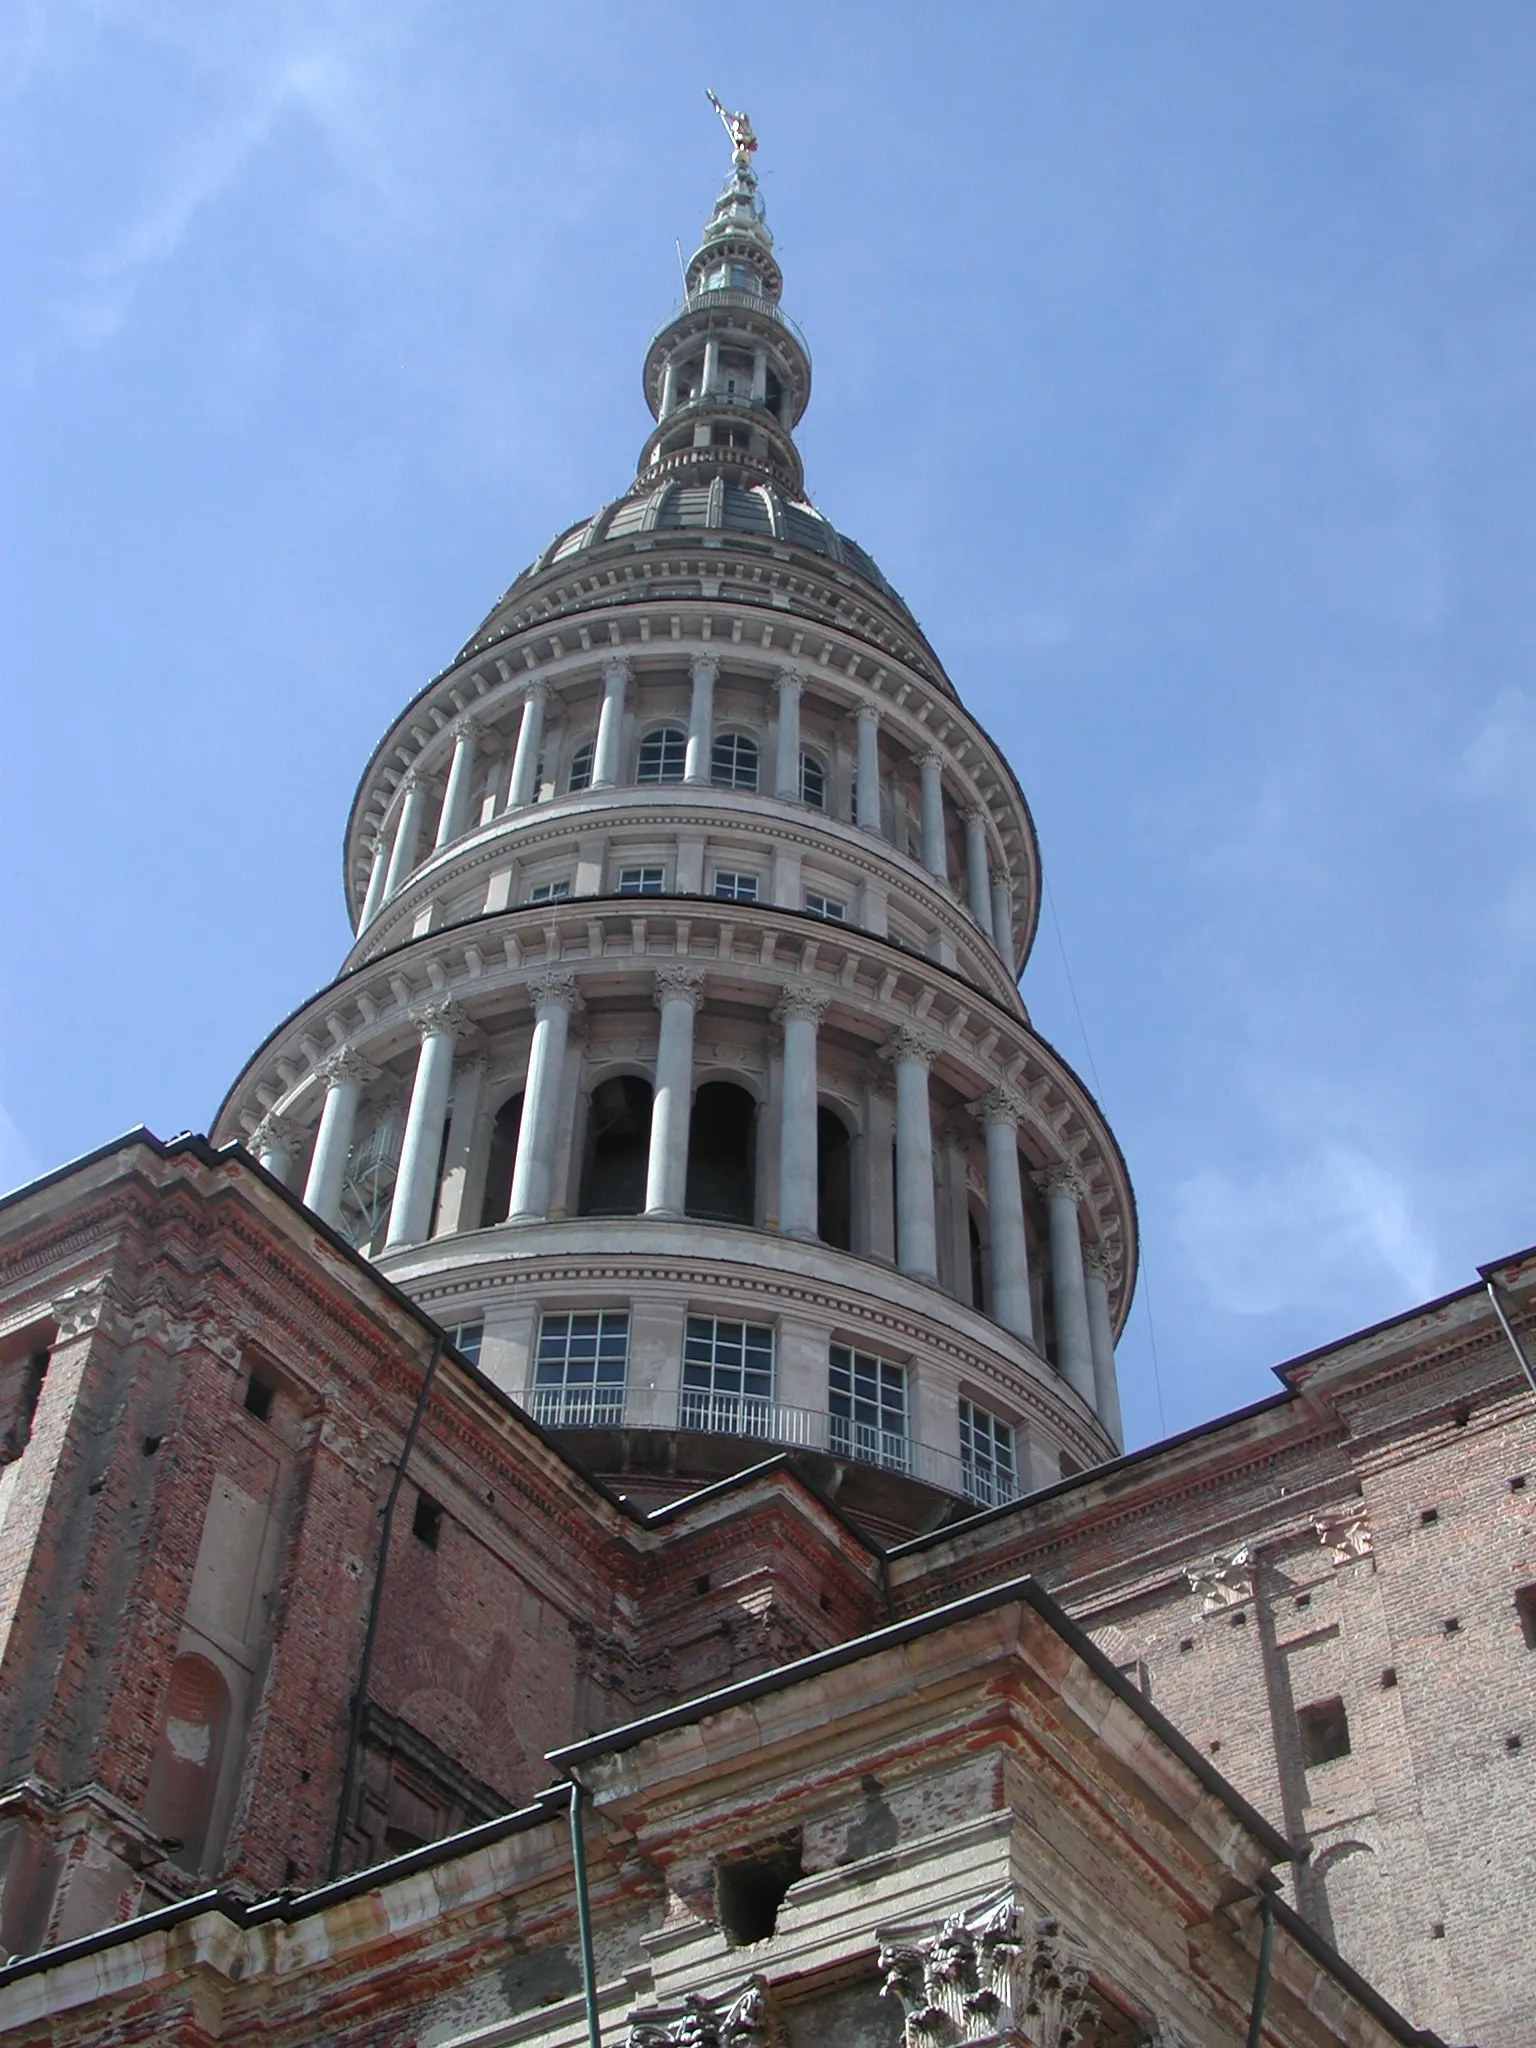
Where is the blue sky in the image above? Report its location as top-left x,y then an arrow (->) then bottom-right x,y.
4,4 -> 1535,1448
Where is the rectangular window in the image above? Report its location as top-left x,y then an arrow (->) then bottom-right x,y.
958,1397 -> 1017,1508
804,892 -> 846,923
1297,1696 -> 1352,1767
713,870 -> 759,903
828,1344 -> 908,1472
616,866 -> 666,896
682,1316 -> 775,1436
567,740 -> 595,793
448,1321 -> 484,1366
530,1311 -> 629,1426
526,879 -> 571,905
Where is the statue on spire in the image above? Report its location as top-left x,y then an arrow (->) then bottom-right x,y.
706,89 -> 757,171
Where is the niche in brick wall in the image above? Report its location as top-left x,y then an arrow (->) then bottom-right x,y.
142,1655 -> 232,1872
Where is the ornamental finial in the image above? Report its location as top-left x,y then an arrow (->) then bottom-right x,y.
706,89 -> 757,170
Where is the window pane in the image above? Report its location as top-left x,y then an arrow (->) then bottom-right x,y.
959,1396 -> 1017,1508
681,1316 -> 775,1434
828,1345 -> 908,1471
714,871 -> 758,902
527,879 -> 571,904
637,727 -> 686,784
805,893 -> 846,923
530,1311 -> 630,1426
799,752 -> 826,809
711,732 -> 759,792
567,742 -> 595,793
617,867 -> 666,896
449,1322 -> 484,1366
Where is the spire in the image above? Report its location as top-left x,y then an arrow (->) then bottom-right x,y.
636,98 -> 812,499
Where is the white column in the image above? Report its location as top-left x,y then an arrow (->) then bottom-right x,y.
386,1003 -> 470,1250
991,873 -> 1014,964
855,703 -> 883,834
702,334 -> 720,397
919,750 -> 948,881
750,347 -> 768,402
1084,1243 -> 1126,1452
963,806 -> 993,931
358,837 -> 390,930
884,1027 -> 940,1281
382,771 -> 429,901
592,658 -> 629,789
645,968 -> 704,1217
773,667 -> 803,800
1035,1163 -> 1097,1409
660,360 -> 678,419
508,974 -> 584,1221
434,715 -> 480,849
976,1087 -> 1034,1342
684,654 -> 717,784
303,1050 -> 376,1226
433,1056 -> 487,1238
773,987 -> 827,1238
507,683 -> 548,809
248,1113 -> 301,1188
864,1073 -> 896,1263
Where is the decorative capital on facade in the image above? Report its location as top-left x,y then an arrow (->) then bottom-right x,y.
973,1084 -> 1028,1130
450,712 -> 480,744
918,746 -> 945,774
962,802 -> 988,828
773,663 -> 803,698
771,984 -> 829,1028
410,996 -> 477,1045
317,1047 -> 378,1091
854,698 -> 881,728
523,679 -> 550,707
878,1891 -> 1096,2048
602,654 -> 632,689
1315,1511 -> 1373,1564
1187,1544 -> 1254,1614
880,1024 -> 943,1071
399,767 -> 426,798
654,967 -> 706,1013
627,1977 -> 784,2048
526,971 -> 586,1017
1034,1161 -> 1089,1208
248,1112 -> 302,1161
1082,1240 -> 1119,1287
689,651 -> 721,686
52,1281 -> 122,1346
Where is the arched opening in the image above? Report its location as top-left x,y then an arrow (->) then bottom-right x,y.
579,1076 -> 653,1216
685,1082 -> 757,1223
142,1654 -> 232,1873
637,726 -> 686,784
799,750 -> 827,809
478,1090 -> 525,1228
817,1107 -> 853,1250
567,740 -> 595,793
711,731 -> 759,792
968,1210 -> 986,1311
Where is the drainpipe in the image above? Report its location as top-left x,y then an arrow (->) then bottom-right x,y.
328,1334 -> 445,1880
1485,1279 -> 1536,1395
1245,1890 -> 1275,2048
565,1778 -> 603,2048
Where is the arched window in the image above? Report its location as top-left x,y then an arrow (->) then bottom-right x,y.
579,1076 -> 654,1217
637,726 -> 686,784
142,1655 -> 232,1873
567,740 -> 595,793
799,751 -> 827,810
817,1107 -> 853,1250
711,731 -> 759,792
686,1082 -> 757,1224
478,1091 -> 525,1228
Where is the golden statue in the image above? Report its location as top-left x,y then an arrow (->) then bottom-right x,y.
706,89 -> 757,170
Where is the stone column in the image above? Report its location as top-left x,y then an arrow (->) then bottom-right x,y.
773,666 -> 803,800
975,1087 -> 1034,1342
883,1027 -> 940,1281
434,715 -> 480,849
382,771 -> 429,901
701,334 -> 720,397
773,986 -> 828,1239
508,974 -> 584,1221
659,359 -> 678,418
864,1071 -> 897,1263
386,1002 -> 472,1250
1084,1243 -> 1126,1451
1035,1163 -> 1097,1409
358,837 -> 390,929
645,968 -> 705,1217
303,1049 -> 377,1225
507,683 -> 548,809
751,347 -> 768,402
433,1056 -> 488,1238
919,750 -> 948,881
963,806 -> 993,931
684,653 -> 717,784
991,873 -> 1014,964
248,1113 -> 301,1188
592,658 -> 629,789
855,703 -> 882,833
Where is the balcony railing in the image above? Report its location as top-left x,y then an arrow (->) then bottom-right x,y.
523,1384 -> 1020,1508
648,289 -> 811,357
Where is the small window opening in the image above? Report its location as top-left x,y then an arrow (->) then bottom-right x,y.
1295,1592 -> 1311,1609
717,1834 -> 802,1946
1506,1733 -> 1523,1753
1297,1696 -> 1352,1767
1431,1923 -> 1446,1940
0,1347 -> 49,1464
1381,1666 -> 1398,1689
1443,1615 -> 1461,1636
1179,1637 -> 1195,1654
694,1574 -> 711,1596
819,1591 -> 831,1613
141,1434 -> 163,1457
243,1373 -> 274,1423
1420,1506 -> 1439,1525
1516,1584 -> 1536,1650
1453,1404 -> 1471,1428
412,1493 -> 442,1550
1209,1738 -> 1222,1754
1230,1609 -> 1247,1627
1512,1474 -> 1528,1492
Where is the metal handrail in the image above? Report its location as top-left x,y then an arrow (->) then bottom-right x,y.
648,289 -> 811,357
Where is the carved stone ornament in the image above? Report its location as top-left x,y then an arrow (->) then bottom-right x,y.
522,678 -> 550,707
690,651 -> 721,685
1315,1512 -> 1373,1564
855,699 -> 882,728
1186,1544 -> 1254,1615
1033,1162 -> 1088,1208
919,747 -> 946,773
603,653 -> 633,686
881,1024 -> 943,1070
773,663 -> 804,696
398,767 -> 426,797
450,711 -> 480,744
771,985 -> 830,1028
973,1084 -> 1028,1130
52,1283 -> 117,1345
627,1976 -> 785,2048
247,1112 -> 301,1162
1082,1241 -> 1119,1288
878,1891 -> 1096,2048
526,971 -> 586,1016
411,997 -> 477,1045
316,1047 -> 378,1091
654,968 -> 707,1012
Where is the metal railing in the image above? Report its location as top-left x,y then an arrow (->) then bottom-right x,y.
648,289 -> 811,357
523,1384 -> 1020,1507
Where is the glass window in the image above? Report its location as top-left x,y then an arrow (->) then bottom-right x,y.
530,1312 -> 629,1426
682,1316 -> 775,1436
526,879 -> 571,904
711,731 -> 759,792
616,866 -> 666,896
637,726 -> 686,784
567,740 -> 595,793
713,871 -> 759,903
804,892 -> 846,923
799,752 -> 827,809
958,1397 -> 1017,1508
448,1321 -> 484,1367
829,1345 -> 908,1472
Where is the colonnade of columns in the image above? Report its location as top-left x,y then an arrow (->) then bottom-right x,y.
358,658 -> 1017,965
280,975 -> 1122,1443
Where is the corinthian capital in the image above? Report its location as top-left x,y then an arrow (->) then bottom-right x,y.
918,746 -> 945,773
450,712 -> 480,743
602,654 -> 632,688
1082,1240 -> 1119,1286
247,1112 -> 301,1161
526,971 -> 586,1016
316,1047 -> 378,1091
972,1083 -> 1027,1130
771,984 -> 829,1028
880,1024 -> 943,1071
410,996 -> 477,1045
654,967 -> 706,1012
523,679 -> 550,707
773,664 -> 804,698
398,767 -> 426,797
689,651 -> 720,685
1034,1160 -> 1089,1207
